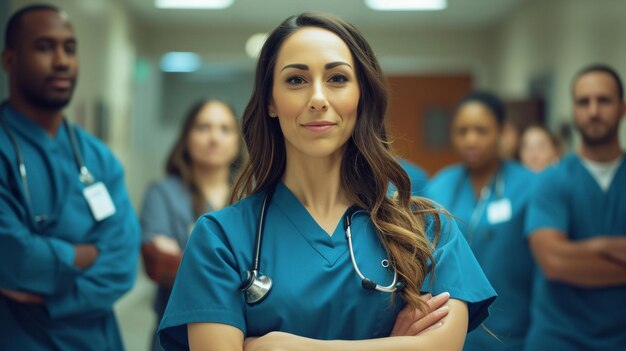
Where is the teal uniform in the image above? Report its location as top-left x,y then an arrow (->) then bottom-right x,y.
140,176 -> 211,351
158,181 -> 496,350
389,158 -> 429,197
0,104 -> 140,350
427,161 -> 536,351
525,153 -> 626,350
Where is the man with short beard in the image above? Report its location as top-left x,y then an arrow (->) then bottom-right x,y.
525,64 -> 626,351
0,4 -> 139,350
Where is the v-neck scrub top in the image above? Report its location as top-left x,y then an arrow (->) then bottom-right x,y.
0,104 -> 140,350
158,181 -> 496,350
524,153 -> 626,351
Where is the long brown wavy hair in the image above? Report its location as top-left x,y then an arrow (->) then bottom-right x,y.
166,99 -> 246,217
232,13 -> 441,311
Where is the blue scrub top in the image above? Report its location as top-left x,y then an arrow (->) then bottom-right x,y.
0,104 -> 140,351
524,153 -> 626,351
158,181 -> 496,350
427,161 -> 536,351
388,158 -> 429,197
141,176 -> 205,351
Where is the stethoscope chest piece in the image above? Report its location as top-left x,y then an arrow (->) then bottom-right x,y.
241,270 -> 273,304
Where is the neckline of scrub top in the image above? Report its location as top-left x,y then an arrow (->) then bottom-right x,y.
2,104 -> 67,147
272,181 -> 352,266
574,152 -> 626,194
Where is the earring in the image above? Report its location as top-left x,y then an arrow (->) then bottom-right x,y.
269,111 -> 276,117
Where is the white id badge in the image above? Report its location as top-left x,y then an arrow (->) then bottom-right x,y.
487,198 -> 512,224
83,182 -> 116,221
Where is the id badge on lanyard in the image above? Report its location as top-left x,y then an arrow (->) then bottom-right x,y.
66,121 -> 116,222
470,169 -> 512,229
83,182 -> 116,221
487,198 -> 512,224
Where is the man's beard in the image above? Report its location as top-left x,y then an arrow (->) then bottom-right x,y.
577,122 -> 618,147
22,85 -> 73,111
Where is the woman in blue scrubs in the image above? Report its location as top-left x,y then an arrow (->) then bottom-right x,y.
427,92 -> 536,351
140,99 -> 244,351
158,13 -> 496,351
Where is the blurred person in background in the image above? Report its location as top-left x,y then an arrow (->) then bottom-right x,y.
524,64 -> 626,351
389,157 -> 429,197
519,124 -> 561,172
427,91 -> 536,351
0,5 -> 139,350
140,99 -> 244,351
498,120 -> 520,160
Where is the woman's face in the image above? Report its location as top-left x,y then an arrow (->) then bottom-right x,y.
451,102 -> 501,170
187,102 -> 240,169
520,127 -> 558,172
269,27 -> 360,160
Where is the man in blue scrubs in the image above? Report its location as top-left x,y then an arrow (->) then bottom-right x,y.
0,5 -> 140,350
525,64 -> 626,350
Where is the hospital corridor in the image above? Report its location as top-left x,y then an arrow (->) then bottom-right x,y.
1,1 -> 625,350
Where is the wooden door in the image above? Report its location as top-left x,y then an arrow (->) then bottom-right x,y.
386,74 -> 473,176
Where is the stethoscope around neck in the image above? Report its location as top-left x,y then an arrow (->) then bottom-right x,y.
0,102 -> 95,229
240,184 -> 403,305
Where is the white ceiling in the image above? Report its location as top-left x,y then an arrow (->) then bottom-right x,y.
126,0 -> 523,31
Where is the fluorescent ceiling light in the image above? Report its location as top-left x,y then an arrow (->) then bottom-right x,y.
245,33 -> 268,59
155,0 -> 234,9
160,52 -> 201,72
365,0 -> 447,11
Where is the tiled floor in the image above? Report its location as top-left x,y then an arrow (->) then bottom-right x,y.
115,264 -> 158,351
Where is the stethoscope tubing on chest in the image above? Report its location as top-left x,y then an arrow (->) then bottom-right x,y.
240,184 -> 403,305
0,102 -> 95,228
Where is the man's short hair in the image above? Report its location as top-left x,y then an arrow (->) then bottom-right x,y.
4,4 -> 61,50
573,64 -> 624,101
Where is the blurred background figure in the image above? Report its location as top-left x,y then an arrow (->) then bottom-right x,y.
427,92 -> 535,351
139,99 -> 244,351
498,120 -> 521,160
519,124 -> 561,172
524,64 -> 626,351
389,158 -> 429,197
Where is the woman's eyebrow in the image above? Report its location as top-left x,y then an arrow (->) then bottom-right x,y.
280,63 -> 308,72
280,61 -> 352,72
325,61 -> 352,70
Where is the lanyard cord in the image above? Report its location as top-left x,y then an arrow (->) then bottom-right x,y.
455,167 -> 505,232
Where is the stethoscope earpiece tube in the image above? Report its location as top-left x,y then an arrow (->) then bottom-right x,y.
346,208 -> 400,293
0,103 -> 93,228
242,186 -> 401,305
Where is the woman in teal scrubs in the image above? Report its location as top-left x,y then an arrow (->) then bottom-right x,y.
158,13 -> 496,351
427,92 -> 535,351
